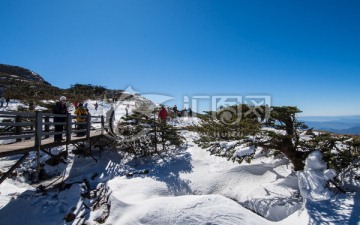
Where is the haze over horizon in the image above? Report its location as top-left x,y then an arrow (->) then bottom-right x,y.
1,0 -> 359,116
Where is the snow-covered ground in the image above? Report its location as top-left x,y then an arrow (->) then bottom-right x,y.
0,99 -> 359,225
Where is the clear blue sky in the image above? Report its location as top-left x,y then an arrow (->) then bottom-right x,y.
1,0 -> 359,116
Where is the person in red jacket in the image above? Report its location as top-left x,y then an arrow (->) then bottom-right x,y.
158,106 -> 168,124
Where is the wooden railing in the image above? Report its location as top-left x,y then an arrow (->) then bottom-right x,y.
0,111 -> 105,146
0,111 -> 106,184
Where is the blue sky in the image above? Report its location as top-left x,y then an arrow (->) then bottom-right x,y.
1,0 -> 359,116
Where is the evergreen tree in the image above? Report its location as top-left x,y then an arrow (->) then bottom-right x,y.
307,133 -> 360,173
117,104 -> 183,157
259,106 -> 309,171
194,105 -> 317,171
192,105 -> 261,163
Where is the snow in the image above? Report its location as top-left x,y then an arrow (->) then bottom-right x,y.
0,99 -> 359,225
170,117 -> 202,127
298,151 -> 337,200
233,145 -> 255,158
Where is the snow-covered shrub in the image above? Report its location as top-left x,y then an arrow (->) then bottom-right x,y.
117,109 -> 184,157
298,151 -> 337,200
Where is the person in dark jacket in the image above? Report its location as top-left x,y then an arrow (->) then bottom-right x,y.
173,105 -> 178,117
53,96 -> 68,141
188,108 -> 193,117
5,98 -> 10,107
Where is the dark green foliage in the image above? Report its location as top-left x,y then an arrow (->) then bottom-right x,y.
1,63 -> 62,104
192,105 -> 261,163
192,105 -> 261,141
258,106 -> 310,171
117,105 -> 184,157
2,75 -> 63,101
0,63 -> 50,84
67,83 -> 107,99
195,103 -> 359,177
307,133 -> 360,173
158,122 -> 184,150
194,105 -> 314,171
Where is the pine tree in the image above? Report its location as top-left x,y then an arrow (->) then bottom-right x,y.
117,104 -> 183,157
192,105 -> 261,163
259,106 -> 309,171
307,133 -> 360,173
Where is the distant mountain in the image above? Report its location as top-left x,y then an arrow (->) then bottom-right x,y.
0,64 -> 63,102
338,126 -> 360,135
0,63 -> 51,85
300,115 -> 360,135
0,64 -> 126,106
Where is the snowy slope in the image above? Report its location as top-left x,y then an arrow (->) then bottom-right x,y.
0,99 -> 359,225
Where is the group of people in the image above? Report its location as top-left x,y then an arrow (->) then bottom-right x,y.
52,96 -> 193,141
53,96 -> 90,142
0,97 -> 10,108
172,105 -> 193,118
158,105 -> 193,124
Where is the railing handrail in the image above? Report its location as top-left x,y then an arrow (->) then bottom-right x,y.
0,111 -> 105,142
0,111 -> 36,117
0,111 -> 107,184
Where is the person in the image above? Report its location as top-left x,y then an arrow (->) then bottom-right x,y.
74,101 -> 79,109
84,102 -> 89,114
94,102 -> 98,111
0,97 -> 4,108
74,103 -> 88,136
53,96 -> 68,142
5,98 -> 10,107
180,108 -> 188,117
158,106 -> 168,124
106,105 -> 115,133
125,104 -> 130,117
173,105 -> 178,117
188,108 -> 193,117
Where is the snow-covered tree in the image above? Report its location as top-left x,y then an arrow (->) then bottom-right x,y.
117,104 -> 183,157
192,105 -> 261,163
259,106 -> 309,171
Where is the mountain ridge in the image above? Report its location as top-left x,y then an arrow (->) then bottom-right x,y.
300,116 -> 360,135
0,63 -> 51,85
0,64 -> 124,102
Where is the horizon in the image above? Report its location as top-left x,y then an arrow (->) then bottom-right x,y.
1,0 -> 359,117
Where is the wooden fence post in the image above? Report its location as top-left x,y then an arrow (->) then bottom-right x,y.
66,113 -> 72,155
66,113 -> 72,142
44,116 -> 50,139
86,114 -> 91,139
15,115 -> 22,142
101,115 -> 104,135
35,111 -> 42,177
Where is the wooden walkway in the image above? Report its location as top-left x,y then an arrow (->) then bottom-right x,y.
0,130 -> 102,158
0,110 -> 110,184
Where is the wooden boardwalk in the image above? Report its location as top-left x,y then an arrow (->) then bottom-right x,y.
0,130 -> 102,158
0,111 -> 109,184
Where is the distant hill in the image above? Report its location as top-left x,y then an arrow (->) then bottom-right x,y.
300,115 -> 360,135
0,64 -> 51,85
0,64 -> 63,102
337,126 -> 360,135
0,63 -> 126,109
